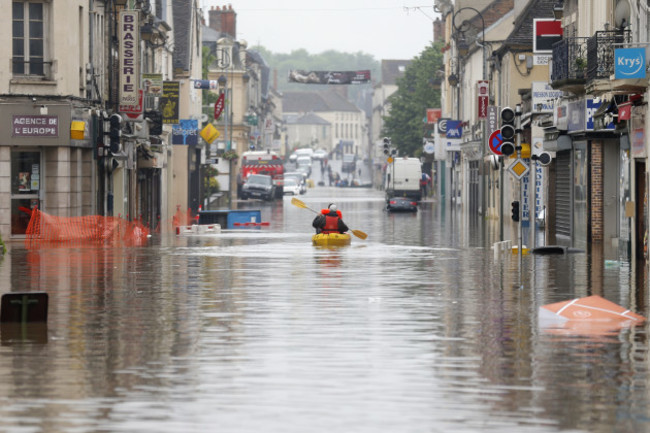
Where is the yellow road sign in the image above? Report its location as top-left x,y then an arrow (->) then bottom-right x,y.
507,159 -> 529,179
200,123 -> 220,144
387,156 -> 394,163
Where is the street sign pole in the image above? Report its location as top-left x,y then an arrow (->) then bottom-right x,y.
515,105 -> 524,289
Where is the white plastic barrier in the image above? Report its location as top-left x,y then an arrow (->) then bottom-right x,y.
176,224 -> 221,235
492,240 -> 512,260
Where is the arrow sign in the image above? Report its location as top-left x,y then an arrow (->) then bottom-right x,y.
489,129 -> 503,155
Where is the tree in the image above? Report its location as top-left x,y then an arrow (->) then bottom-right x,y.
202,46 -> 219,127
382,42 -> 443,157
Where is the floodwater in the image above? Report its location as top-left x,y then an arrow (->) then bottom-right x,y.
0,184 -> 648,433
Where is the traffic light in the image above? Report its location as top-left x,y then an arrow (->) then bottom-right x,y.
109,113 -> 123,154
532,151 -> 552,166
511,200 -> 520,222
500,107 -> 516,156
383,137 -> 390,155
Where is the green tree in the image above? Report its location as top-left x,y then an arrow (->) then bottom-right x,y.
202,46 -> 219,126
249,45 -> 380,99
382,42 -> 443,157
203,165 -> 220,198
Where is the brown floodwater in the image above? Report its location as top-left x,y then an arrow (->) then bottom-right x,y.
0,186 -> 647,433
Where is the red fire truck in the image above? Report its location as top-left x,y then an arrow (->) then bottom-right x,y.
239,150 -> 284,199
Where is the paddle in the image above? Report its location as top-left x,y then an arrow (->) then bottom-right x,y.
291,197 -> 368,240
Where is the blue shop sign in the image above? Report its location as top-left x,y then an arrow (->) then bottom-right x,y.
586,99 -> 615,130
446,120 -> 462,138
615,48 -> 646,79
172,119 -> 198,145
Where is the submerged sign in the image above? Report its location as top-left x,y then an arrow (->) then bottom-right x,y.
615,48 -> 646,79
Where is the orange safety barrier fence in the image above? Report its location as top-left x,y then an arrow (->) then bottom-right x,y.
25,208 -> 150,246
166,207 -> 196,233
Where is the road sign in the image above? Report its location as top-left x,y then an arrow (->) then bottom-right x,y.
507,159 -> 529,179
387,156 -> 394,163
489,129 -> 503,155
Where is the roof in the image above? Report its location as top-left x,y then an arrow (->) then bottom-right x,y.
287,112 -> 330,125
381,60 -> 412,85
504,0 -> 556,49
172,1 -> 193,72
247,50 -> 270,100
283,91 -> 361,113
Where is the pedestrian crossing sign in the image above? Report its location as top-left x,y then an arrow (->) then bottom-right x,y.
507,159 -> 529,179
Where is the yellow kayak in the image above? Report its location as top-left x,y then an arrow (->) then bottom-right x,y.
312,232 -> 352,247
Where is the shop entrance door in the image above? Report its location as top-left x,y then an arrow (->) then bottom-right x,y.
10,151 -> 41,235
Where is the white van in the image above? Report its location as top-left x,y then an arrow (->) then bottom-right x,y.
386,157 -> 422,201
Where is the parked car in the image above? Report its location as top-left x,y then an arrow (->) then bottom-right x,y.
284,171 -> 307,194
241,174 -> 276,201
313,149 -> 328,160
283,178 -> 302,195
386,196 -> 418,212
296,156 -> 312,177
295,148 -> 314,160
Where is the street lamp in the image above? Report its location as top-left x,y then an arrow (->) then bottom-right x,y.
452,7 -> 486,81
452,6 -> 487,217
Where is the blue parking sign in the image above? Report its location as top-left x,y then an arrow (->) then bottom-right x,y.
615,48 -> 646,79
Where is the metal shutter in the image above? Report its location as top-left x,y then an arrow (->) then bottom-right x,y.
555,150 -> 572,237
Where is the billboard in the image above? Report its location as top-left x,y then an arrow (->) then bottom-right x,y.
288,70 -> 371,84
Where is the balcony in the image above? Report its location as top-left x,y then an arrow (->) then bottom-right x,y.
584,30 -> 646,95
550,37 -> 589,94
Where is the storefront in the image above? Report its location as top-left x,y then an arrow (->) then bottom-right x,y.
0,98 -> 96,239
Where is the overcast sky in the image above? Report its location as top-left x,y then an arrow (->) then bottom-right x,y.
201,1 -> 439,61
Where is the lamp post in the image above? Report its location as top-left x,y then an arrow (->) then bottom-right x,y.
452,7 -> 487,216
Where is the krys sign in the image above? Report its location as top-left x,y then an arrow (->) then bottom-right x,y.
615,47 -> 646,79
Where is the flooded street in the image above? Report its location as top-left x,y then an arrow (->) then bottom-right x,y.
0,182 -> 648,433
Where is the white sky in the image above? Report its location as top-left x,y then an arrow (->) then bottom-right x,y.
201,1 -> 439,60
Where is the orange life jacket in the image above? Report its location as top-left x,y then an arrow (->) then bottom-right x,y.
322,215 -> 340,234
320,209 -> 342,218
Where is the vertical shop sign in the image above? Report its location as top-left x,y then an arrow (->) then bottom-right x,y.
119,10 -> 139,106
160,81 -> 180,124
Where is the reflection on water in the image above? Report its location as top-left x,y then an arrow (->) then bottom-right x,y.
0,188 -> 647,433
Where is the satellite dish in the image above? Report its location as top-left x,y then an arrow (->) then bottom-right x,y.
614,0 -> 631,28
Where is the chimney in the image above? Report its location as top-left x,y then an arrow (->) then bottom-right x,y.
208,4 -> 237,39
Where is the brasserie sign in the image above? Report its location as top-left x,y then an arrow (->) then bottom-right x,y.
119,10 -> 139,106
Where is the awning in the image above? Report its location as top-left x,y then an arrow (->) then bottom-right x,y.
543,134 -> 572,152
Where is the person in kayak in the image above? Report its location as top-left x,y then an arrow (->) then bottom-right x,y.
312,203 -> 349,234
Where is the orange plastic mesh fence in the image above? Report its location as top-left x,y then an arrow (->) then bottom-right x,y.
25,209 -> 150,245
167,207 -> 196,232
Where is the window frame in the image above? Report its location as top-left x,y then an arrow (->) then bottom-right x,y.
12,1 -> 50,78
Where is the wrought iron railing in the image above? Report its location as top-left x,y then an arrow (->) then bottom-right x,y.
551,37 -> 589,82
586,30 -> 631,81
